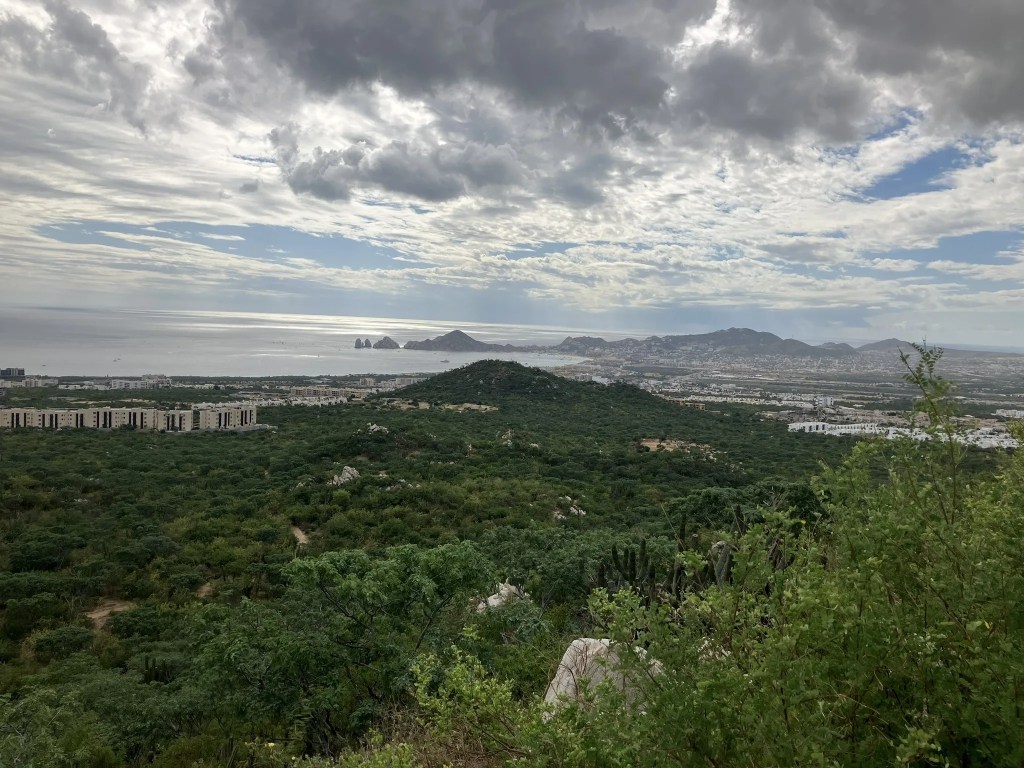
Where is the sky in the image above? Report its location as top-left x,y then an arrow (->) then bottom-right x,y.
1,0 -> 1023,347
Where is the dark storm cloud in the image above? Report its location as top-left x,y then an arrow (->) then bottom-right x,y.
206,0 -> 715,125
676,43 -> 869,143
731,0 -> 1024,127
540,152 -> 626,208
269,125 -> 526,203
205,0 -> 1024,142
0,1 -> 153,131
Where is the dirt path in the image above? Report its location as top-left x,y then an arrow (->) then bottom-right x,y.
86,599 -> 134,628
291,525 -> 310,545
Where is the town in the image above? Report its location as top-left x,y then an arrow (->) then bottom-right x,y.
1,352 -> 1020,448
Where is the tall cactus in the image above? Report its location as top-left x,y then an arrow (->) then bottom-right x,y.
599,538 -> 660,604
597,509 -> 741,606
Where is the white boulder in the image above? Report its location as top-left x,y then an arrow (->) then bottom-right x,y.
543,638 -> 662,716
328,466 -> 360,486
475,580 -> 528,613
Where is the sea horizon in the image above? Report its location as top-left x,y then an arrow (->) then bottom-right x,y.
0,306 -> 596,377
4,306 -> 1022,379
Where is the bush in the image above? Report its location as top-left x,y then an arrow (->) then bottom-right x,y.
29,625 -> 94,663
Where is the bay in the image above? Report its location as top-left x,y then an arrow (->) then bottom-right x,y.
0,307 -> 588,377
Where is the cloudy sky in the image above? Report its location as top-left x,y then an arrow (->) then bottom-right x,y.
2,0 -> 1023,345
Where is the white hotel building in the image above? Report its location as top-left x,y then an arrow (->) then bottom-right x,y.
197,405 -> 257,431
789,421 -> 882,436
0,405 -> 254,432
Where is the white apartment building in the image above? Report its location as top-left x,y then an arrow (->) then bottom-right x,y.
108,375 -> 172,390
789,421 -> 882,435
1,405 -> 167,430
197,405 -> 257,431
0,407 -> 193,431
290,386 -> 348,398
996,409 -> 1024,419
788,421 -> 1017,449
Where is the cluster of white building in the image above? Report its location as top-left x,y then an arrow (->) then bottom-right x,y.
0,405 -> 257,433
1,374 -> 177,390
108,375 -> 173,390
778,394 -> 835,408
789,421 -> 1018,449
995,409 -> 1024,419
0,376 -> 59,388
789,421 -> 882,436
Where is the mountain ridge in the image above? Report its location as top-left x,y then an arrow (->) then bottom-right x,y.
403,329 -> 520,352
365,327 -> 1011,359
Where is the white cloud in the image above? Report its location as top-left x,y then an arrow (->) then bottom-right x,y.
0,0 -> 1023,344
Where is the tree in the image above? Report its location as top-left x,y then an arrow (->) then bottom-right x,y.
195,542 -> 494,756
0,689 -> 120,768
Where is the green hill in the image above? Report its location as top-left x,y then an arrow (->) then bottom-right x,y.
395,359 -> 610,404
391,360 -> 847,482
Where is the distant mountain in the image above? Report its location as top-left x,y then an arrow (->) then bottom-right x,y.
857,338 -> 913,352
385,327 -> 994,361
403,330 -> 518,352
555,335 -> 613,354
819,342 -> 856,353
372,336 -> 401,350
558,327 -> 850,358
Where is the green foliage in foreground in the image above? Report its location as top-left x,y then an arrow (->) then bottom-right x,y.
0,356 -> 1017,766
402,349 -> 1024,767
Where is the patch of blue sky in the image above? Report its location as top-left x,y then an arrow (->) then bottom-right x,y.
834,231 -> 1023,283
625,242 -> 656,252
853,145 -> 981,201
503,241 -> 579,260
837,261 -> 930,280
360,198 -> 404,209
37,222 -> 153,252
873,231 -> 1023,267
102,260 -> 196,277
359,199 -> 433,215
36,220 -> 422,270
778,261 -> 837,279
778,230 -> 846,239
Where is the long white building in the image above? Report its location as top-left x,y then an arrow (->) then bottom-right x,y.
789,421 -> 882,435
0,405 -> 254,432
789,421 -> 1018,449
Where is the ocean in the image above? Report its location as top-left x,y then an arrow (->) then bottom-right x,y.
0,307 -> 589,377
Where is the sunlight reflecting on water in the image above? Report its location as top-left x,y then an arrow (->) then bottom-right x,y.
0,307 -> 588,376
